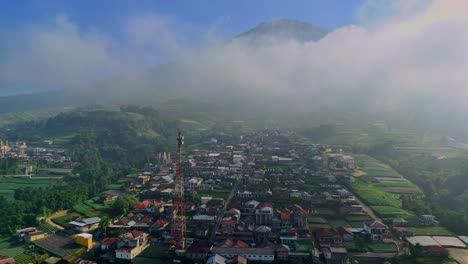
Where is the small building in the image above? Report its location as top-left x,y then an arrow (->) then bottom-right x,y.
75,233 -> 93,249
69,217 -> 101,232
25,231 -> 48,243
392,218 -> 408,227
418,215 -> 439,226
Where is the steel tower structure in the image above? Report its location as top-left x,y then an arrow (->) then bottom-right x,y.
171,132 -> 186,250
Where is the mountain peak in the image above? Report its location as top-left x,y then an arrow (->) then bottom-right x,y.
237,19 -> 328,43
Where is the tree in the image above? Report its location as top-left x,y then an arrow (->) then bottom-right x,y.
112,195 -> 137,215
411,243 -> 423,258
355,237 -> 367,252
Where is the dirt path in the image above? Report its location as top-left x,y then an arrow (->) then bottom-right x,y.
45,210 -> 68,230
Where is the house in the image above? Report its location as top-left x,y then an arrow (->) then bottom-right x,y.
211,247 -> 275,262
16,227 -> 37,240
316,228 -> 343,246
255,207 -> 273,226
335,226 -> 353,241
187,177 -> 203,190
242,200 -> 260,215
115,231 -> 150,260
363,221 -> 388,241
322,247 -> 348,264
194,224 -> 210,237
288,204 -> 307,228
392,218 -> 408,227
101,237 -> 117,251
275,244 -> 290,262
393,227 -> 414,238
100,194 -> 118,204
423,245 -> 449,257
186,240 -> 213,261
418,215 -> 439,226
69,217 -> 101,232
207,254 -> 228,264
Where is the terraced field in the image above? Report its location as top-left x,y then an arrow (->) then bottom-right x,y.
353,155 -> 421,195
370,206 -> 415,220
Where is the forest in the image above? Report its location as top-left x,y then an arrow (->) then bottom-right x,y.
0,106 -> 179,234
366,142 -> 468,234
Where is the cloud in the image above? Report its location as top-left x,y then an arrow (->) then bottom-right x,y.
1,0 -> 468,115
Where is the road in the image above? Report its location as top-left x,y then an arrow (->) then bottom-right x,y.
210,165 -> 245,240
45,210 -> 68,230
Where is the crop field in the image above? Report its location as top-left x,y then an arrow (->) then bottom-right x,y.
354,155 -> 402,178
38,222 -> 60,234
409,227 -> 454,236
370,206 -> 415,219
0,177 -> 61,199
374,181 -> 416,188
0,189 -> 14,199
0,236 -> 26,257
345,214 -> 372,222
368,243 -> 398,253
14,253 -> 35,264
350,181 -> 401,208
352,155 -> 422,196
0,177 -> 59,189
328,219 -> 351,228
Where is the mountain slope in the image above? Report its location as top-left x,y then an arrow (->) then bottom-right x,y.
237,19 -> 328,43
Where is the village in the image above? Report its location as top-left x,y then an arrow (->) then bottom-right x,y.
1,130 -> 467,264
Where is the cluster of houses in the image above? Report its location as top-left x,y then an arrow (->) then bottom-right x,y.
7,130 -> 466,263
0,140 -> 27,158
0,139 -> 73,171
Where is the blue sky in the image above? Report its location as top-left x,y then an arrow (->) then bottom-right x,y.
0,0 -> 364,40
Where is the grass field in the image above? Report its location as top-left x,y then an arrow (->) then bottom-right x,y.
409,226 -> 454,236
